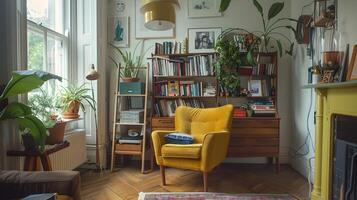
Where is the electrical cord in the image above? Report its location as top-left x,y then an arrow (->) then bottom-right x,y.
290,88 -> 315,159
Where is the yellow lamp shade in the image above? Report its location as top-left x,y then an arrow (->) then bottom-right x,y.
140,0 -> 179,31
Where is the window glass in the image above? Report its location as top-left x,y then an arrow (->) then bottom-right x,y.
27,30 -> 45,70
27,0 -> 65,34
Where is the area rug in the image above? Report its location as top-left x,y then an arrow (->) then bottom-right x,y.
138,192 -> 297,200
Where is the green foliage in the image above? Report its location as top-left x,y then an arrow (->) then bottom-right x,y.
0,70 -> 62,101
268,2 -> 284,20
214,39 -> 241,95
219,0 -> 231,12
28,31 -> 44,70
219,0 -> 298,60
59,83 -> 95,113
109,41 -> 149,79
0,70 -> 62,151
28,89 -> 57,128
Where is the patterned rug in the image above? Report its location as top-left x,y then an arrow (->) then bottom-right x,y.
138,192 -> 298,200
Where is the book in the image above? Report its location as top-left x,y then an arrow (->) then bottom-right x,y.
118,135 -> 143,144
154,99 -> 205,117
168,81 -> 179,96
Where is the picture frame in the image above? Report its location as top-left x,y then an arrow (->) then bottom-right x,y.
188,27 -> 221,53
108,16 -> 129,47
187,0 -> 222,18
248,80 -> 262,97
347,45 -> 357,80
134,0 -> 174,39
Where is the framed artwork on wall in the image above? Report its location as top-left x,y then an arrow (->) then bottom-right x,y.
188,27 -> 221,53
108,16 -> 129,47
187,0 -> 221,18
134,0 -> 174,39
347,45 -> 357,80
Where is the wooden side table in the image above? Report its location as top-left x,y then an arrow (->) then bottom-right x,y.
7,141 -> 70,171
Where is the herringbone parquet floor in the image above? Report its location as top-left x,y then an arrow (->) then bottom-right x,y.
81,164 -> 309,200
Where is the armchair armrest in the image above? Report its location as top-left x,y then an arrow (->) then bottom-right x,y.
200,131 -> 230,172
0,170 -> 81,200
151,130 -> 175,163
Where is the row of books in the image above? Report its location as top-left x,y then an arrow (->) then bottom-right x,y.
238,63 -> 276,76
154,99 -> 205,117
152,54 -> 216,77
249,100 -> 276,117
155,81 -> 216,97
154,41 -> 187,55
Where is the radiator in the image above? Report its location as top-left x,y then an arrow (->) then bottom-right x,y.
49,129 -> 87,170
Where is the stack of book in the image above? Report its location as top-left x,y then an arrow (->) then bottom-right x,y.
238,64 -> 275,76
233,108 -> 246,118
154,99 -> 204,117
155,41 -> 186,55
249,100 -> 276,117
203,84 -> 216,97
120,110 -> 144,123
152,54 -> 216,77
117,135 -> 143,144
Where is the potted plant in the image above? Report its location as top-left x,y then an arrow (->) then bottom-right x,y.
214,39 -> 242,97
28,89 -> 66,145
0,70 -> 62,151
219,0 -> 298,65
59,83 -> 95,119
109,41 -> 148,82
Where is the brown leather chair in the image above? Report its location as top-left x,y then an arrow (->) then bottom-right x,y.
0,170 -> 81,200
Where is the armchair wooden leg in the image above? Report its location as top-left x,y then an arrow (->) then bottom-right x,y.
203,172 -> 208,192
160,165 -> 166,186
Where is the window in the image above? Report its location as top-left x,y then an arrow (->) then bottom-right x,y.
27,0 -> 70,95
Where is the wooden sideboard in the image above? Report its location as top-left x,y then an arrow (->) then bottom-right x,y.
151,116 -> 280,172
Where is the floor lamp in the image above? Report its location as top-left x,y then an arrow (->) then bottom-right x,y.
86,64 -> 101,169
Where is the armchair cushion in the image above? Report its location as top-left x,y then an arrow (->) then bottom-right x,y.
162,144 -> 202,159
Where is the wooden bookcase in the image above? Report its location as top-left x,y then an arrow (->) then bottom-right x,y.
149,52 -> 280,172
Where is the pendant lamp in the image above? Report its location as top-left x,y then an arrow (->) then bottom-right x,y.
140,0 -> 180,31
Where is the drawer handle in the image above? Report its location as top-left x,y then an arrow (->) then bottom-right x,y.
158,120 -> 173,124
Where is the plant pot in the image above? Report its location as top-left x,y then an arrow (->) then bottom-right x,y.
247,110 -> 253,117
22,133 -> 37,152
121,77 -> 139,82
46,121 -> 66,145
62,100 -> 80,119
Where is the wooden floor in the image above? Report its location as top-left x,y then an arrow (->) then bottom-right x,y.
81,163 -> 309,200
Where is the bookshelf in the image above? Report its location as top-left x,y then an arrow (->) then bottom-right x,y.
150,51 -> 280,172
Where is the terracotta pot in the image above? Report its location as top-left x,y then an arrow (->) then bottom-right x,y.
121,77 -> 139,82
62,100 -> 80,119
22,134 -> 37,152
46,121 -> 66,145
323,51 -> 342,66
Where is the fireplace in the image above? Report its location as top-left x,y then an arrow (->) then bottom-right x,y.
332,115 -> 357,200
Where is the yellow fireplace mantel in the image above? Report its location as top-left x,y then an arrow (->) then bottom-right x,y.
303,80 -> 357,200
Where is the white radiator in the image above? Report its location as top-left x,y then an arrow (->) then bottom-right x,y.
49,129 -> 87,170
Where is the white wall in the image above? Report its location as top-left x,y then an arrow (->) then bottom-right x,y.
289,0 -> 357,180
107,0 -> 293,163
289,0 -> 316,180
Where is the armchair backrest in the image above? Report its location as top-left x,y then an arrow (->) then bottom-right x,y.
174,105 -> 233,143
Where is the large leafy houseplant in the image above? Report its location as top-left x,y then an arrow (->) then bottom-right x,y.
0,70 -> 62,151
214,39 -> 242,96
219,0 -> 298,64
59,83 -> 96,119
108,41 -> 149,82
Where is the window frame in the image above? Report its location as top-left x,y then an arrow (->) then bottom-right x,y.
27,19 -> 69,79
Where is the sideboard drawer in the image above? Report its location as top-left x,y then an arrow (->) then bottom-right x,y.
231,127 -> 279,137
230,137 -> 279,146
152,117 -> 174,128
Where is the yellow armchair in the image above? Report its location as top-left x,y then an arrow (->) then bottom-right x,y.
151,105 -> 233,191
